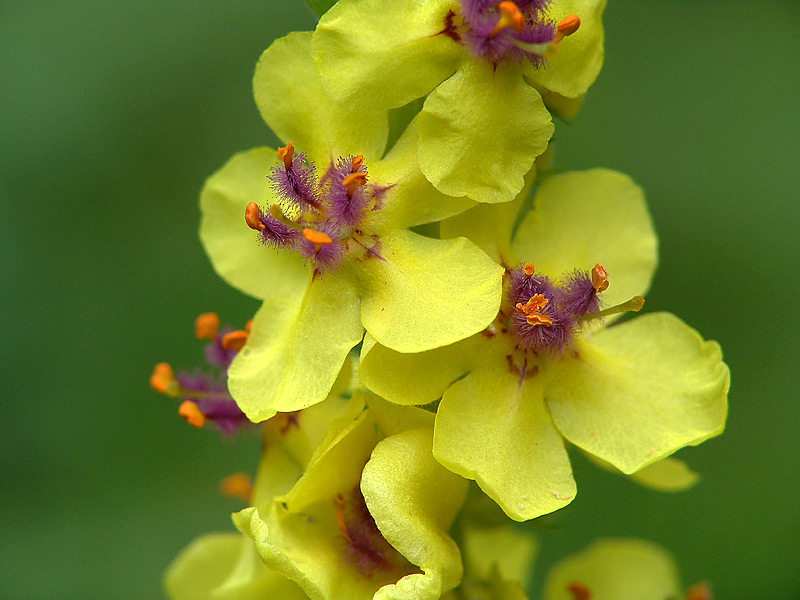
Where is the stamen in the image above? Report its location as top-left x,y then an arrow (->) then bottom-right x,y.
333,493 -> 353,544
579,295 -> 645,321
178,400 -> 206,428
150,362 -> 179,397
351,154 -> 364,172
277,141 -> 295,171
522,262 -> 536,277
684,581 -> 712,600
245,319 -> 253,333
194,312 -> 219,340
245,202 -> 266,231
515,294 -> 553,325
566,582 -> 591,600
303,228 -> 333,253
221,329 -> 249,351
342,172 -> 367,198
553,14 -> 581,44
489,1 -> 525,39
219,473 -> 253,503
265,204 -> 301,232
591,263 -> 609,293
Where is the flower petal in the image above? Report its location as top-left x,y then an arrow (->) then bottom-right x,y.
164,533 -> 306,600
369,120 -> 475,231
523,0 -> 606,99
584,452 -> 700,492
312,0 -> 463,110
512,169 -> 657,307
546,312 -> 729,474
461,524 -> 537,587
357,230 -> 503,353
542,538 -> 681,600
434,354 -> 576,521
363,428 -> 468,599
228,273 -> 363,420
254,32 -> 388,166
359,333 -> 476,406
199,147 -> 308,300
439,189 -> 529,265
418,61 -> 553,203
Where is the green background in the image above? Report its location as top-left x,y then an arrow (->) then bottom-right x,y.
1,1 -> 798,598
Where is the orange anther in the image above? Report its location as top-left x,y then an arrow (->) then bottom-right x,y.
522,262 -> 536,277
245,202 -> 265,231
515,294 -> 552,325
557,14 -> 581,36
245,319 -> 253,333
591,263 -> 609,293
685,581 -> 712,600
178,400 -> 205,428
566,581 -> 591,600
553,14 -> 581,45
194,312 -> 220,340
277,141 -> 295,171
220,472 -> 253,503
342,172 -> 368,197
150,362 -> 178,396
489,2 -> 525,39
303,228 -> 333,246
351,154 -> 364,172
221,330 -> 249,351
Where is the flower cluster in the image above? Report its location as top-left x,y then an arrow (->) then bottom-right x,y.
154,2 -> 730,599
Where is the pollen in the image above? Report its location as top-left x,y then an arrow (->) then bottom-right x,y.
516,294 -> 553,325
178,400 -> 206,428
553,14 -> 581,45
219,472 -> 253,503
194,312 -> 220,340
245,202 -> 266,231
351,154 -> 364,172
489,1 -> 525,39
277,141 -> 295,171
522,262 -> 536,277
591,263 -> 609,292
303,228 -> 333,247
221,329 -> 249,351
150,362 -> 179,397
342,172 -> 367,197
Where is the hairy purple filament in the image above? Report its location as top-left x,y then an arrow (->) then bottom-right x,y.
507,263 -> 605,355
459,0 -> 557,65
255,149 -> 385,273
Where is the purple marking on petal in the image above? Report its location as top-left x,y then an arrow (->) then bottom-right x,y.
269,152 -> 322,211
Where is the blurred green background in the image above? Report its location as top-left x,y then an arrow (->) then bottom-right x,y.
1,1 -> 798,598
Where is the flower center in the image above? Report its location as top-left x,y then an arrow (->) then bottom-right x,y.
244,143 -> 387,274
454,0 -> 581,65
502,262 -> 642,355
